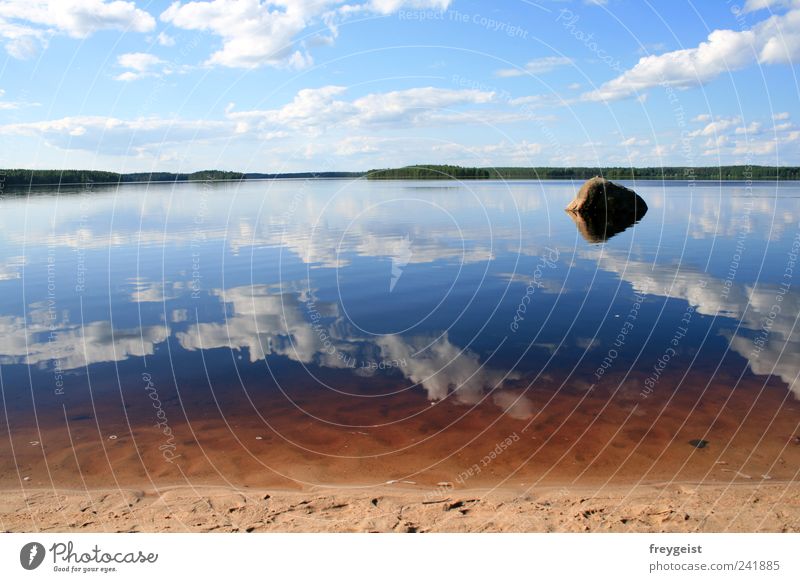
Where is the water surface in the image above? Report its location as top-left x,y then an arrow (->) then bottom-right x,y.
1,179 -> 798,489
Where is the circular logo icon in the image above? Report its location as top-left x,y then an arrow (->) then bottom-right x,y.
20,542 -> 46,570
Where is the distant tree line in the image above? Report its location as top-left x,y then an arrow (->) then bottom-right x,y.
3,165 -> 799,189
0,169 -> 366,188
367,165 -> 800,181
0,169 -> 246,186
366,165 -> 491,179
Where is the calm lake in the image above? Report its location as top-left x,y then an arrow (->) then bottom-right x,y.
1,179 -> 799,488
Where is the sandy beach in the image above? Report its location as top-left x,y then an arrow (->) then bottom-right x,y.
2,482 -> 799,533
2,365 -> 799,532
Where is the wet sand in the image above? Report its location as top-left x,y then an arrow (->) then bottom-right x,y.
2,367 -> 799,531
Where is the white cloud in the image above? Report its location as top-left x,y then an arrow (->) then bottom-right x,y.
176,280 -> 520,413
161,0 -> 452,69
114,52 -> 165,81
584,8 -> 800,101
689,116 -> 742,137
0,88 -> 37,110
733,138 -> 777,155
367,0 -> 451,14
0,83 -> 500,158
494,56 -> 572,78
744,0 -> 797,12
129,278 -> 182,303
227,85 -> 495,133
0,115 -> 230,155
377,334 -> 518,404
621,136 -> 650,146
0,313 -> 168,370
591,248 -> 800,399
735,121 -> 763,134
430,140 -> 544,166
0,255 -> 26,280
682,111 -> 798,159
0,0 -> 155,59
157,31 -> 175,46
773,111 -> 791,120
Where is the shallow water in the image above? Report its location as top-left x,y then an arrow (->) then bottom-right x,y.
1,179 -> 799,488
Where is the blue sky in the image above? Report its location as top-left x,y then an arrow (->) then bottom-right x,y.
0,0 -> 798,172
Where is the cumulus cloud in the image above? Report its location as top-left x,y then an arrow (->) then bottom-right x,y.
129,278 -> 182,303
161,0 -> 452,69
114,52 -> 166,81
177,285 -> 342,365
589,248 -> 800,399
494,56 -> 572,78
0,313 -> 168,370
688,116 -> 742,137
0,115 -> 231,155
682,112 -> 795,159
621,137 -> 650,146
0,88 -> 38,110
584,8 -> 800,101
0,256 -> 26,280
0,83 -> 502,160
744,0 -> 798,12
0,0 -> 155,59
176,281 -> 520,412
157,31 -> 175,46
227,85 -> 495,134
377,334 -> 518,404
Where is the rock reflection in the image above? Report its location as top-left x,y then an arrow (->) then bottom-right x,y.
566,204 -> 648,243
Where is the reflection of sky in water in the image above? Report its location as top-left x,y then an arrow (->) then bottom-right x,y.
0,179 -> 799,421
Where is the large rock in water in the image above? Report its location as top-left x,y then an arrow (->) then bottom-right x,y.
565,177 -> 648,242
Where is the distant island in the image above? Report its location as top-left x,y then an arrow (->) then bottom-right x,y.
2,165 -> 799,187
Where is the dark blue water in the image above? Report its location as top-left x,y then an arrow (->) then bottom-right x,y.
1,178 -> 798,425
